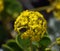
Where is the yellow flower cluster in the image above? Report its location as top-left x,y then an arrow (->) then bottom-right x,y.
0,0 -> 4,12
14,10 -> 47,41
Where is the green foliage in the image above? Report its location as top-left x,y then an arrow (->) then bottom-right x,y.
16,35 -> 30,49
2,33 -> 51,51
2,39 -> 23,51
5,0 -> 23,18
31,36 -> 51,51
1,0 -> 23,19
39,37 -> 51,47
0,0 -> 23,48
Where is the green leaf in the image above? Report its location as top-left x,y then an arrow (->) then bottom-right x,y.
32,41 -> 39,48
2,44 -> 13,51
39,37 -> 51,47
6,39 -> 23,51
16,35 -> 30,49
2,39 -> 23,51
4,0 -> 23,18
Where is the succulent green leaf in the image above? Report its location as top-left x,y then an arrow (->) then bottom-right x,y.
7,39 -> 23,51
2,44 -> 13,51
5,0 -> 23,18
39,37 -> 51,47
16,35 -> 30,49
32,41 -> 39,48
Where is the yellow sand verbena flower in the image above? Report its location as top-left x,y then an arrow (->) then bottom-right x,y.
29,14 -> 38,21
28,21 -> 39,29
21,30 -> 34,39
14,10 -> 47,41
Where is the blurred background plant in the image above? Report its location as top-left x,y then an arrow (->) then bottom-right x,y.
0,0 -> 23,48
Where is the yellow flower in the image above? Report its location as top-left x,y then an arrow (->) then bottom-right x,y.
25,30 -> 34,37
29,14 -> 38,21
34,11 -> 43,17
21,29 -> 35,39
28,21 -> 39,29
38,20 -> 42,25
14,10 -> 47,41
20,17 -> 28,25
35,26 -> 42,35
31,35 -> 40,41
34,36 -> 40,41
30,36 -> 35,41
0,0 -> 4,12
15,16 -> 28,26
21,10 -> 31,16
21,32 -> 29,39
15,16 -> 21,24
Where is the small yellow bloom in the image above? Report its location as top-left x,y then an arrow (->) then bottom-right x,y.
29,14 -> 38,21
30,36 -> 35,41
20,17 -> 28,25
34,36 -> 40,41
21,32 -> 29,39
28,21 -> 38,29
14,10 -> 47,41
34,11 -> 43,17
35,27 -> 42,35
31,35 -> 40,41
21,10 -> 31,16
26,30 -> 34,37
15,16 -> 21,24
21,29 -> 34,39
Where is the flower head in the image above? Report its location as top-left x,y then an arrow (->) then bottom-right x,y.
14,10 -> 47,41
